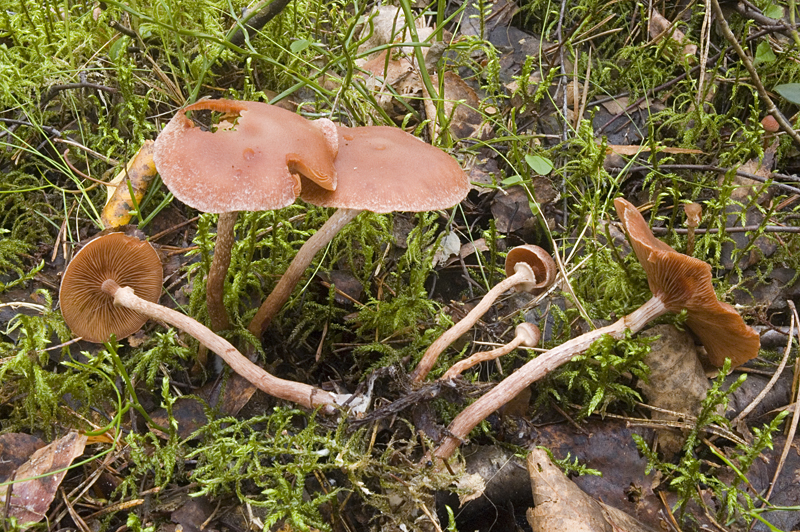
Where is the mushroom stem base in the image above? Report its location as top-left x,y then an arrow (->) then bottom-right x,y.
434,296 -> 668,460
110,284 -> 337,411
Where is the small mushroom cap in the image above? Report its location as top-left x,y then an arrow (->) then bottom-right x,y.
761,115 -> 779,133
504,245 -> 557,293
614,198 -> 760,368
153,99 -> 338,214
60,232 -> 163,343
300,125 -> 469,213
684,202 -> 702,228
515,322 -> 541,348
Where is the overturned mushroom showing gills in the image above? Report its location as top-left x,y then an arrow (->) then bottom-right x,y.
59,232 -> 163,343
411,245 -> 556,383
60,233 -> 338,411
440,322 -> 541,381
154,99 -> 338,331
247,124 -> 469,336
433,198 -> 760,460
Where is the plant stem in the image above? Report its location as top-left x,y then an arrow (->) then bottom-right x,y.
434,296 -> 668,460
101,279 -> 337,411
248,207 -> 361,337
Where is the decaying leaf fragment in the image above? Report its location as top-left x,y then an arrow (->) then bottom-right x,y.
527,448 -> 657,532
101,140 -> 157,228
639,325 -> 711,458
0,431 -> 87,527
649,8 -> 697,58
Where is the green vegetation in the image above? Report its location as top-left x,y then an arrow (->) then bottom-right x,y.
1,0 -> 798,529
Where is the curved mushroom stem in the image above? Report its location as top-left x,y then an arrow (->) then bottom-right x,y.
434,296 -> 668,460
410,262 -> 538,383
207,211 -> 238,332
439,323 -> 541,381
100,279 -> 338,412
248,207 -> 361,337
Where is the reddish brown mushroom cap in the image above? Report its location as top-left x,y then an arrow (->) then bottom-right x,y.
153,99 -> 338,214
614,198 -> 760,368
60,233 -> 163,343
300,125 -> 469,213
504,245 -> 557,293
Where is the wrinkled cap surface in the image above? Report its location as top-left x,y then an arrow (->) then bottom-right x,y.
60,232 -> 163,343
614,198 -> 760,368
300,125 -> 469,213
504,245 -> 557,293
154,99 -> 338,213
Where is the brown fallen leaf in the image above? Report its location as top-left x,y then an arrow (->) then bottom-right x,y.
101,140 -> 157,228
0,431 -> 87,527
649,8 -> 697,58
639,324 -> 711,458
527,448 -> 657,532
605,144 -> 702,156
423,71 -> 489,141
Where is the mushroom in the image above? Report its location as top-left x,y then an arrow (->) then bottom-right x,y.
439,322 -> 541,381
60,232 -> 338,411
410,245 -> 556,383
247,124 -> 470,337
684,202 -> 702,255
433,198 -> 760,460
154,99 -> 338,332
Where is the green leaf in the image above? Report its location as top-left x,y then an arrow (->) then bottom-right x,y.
754,41 -> 776,65
774,83 -> 800,105
763,4 -> 784,19
525,154 -> 553,175
501,174 -> 523,186
290,39 -> 311,53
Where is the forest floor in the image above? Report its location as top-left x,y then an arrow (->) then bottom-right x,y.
2,0 -> 800,531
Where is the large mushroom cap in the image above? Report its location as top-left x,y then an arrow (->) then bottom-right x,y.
614,198 -> 760,368
153,99 -> 338,214
300,125 -> 469,213
60,233 -> 163,343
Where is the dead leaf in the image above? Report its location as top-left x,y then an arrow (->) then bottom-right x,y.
0,434 -> 45,479
357,6 -> 435,61
423,72 -> 488,141
527,448 -> 657,532
0,431 -> 87,527
639,325 -> 711,458
459,238 -> 489,259
491,186 -> 534,233
605,145 -> 702,156
432,231 -> 461,267
101,140 -> 157,228
649,8 -> 697,58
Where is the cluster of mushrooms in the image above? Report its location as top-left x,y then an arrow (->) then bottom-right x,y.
59,99 -> 761,460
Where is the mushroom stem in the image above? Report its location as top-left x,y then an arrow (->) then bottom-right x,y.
207,211 -> 238,332
410,262 -> 537,383
248,207 -> 361,337
100,279 -> 338,411
440,323 -> 541,381
434,295 -> 668,460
